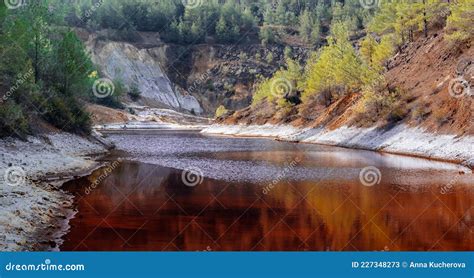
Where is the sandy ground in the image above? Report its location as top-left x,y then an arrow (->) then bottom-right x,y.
202,124 -> 474,170
88,104 -> 211,131
0,133 -> 109,251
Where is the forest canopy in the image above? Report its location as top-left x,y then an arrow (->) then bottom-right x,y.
67,0 -> 373,45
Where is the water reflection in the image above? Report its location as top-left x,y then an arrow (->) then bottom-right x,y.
62,160 -> 474,251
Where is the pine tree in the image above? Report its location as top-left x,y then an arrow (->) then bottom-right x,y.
216,15 -> 229,42
446,0 -> 474,42
55,31 -> 94,96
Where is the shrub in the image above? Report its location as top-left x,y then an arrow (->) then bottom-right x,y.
355,87 -> 408,124
284,46 -> 293,59
215,105 -> 228,118
260,26 -> 281,46
265,52 -> 274,64
93,79 -> 125,109
0,101 -> 29,138
239,52 -> 248,60
128,84 -> 141,101
40,91 -> 91,134
252,59 -> 303,106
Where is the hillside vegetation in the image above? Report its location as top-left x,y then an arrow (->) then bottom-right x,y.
68,0 -> 372,45
0,0 -> 373,138
1,0 -> 472,138
0,1 -> 127,138
235,0 -> 473,135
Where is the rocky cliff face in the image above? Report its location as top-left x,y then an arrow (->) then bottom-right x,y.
78,29 -> 311,116
82,30 -> 203,114
180,44 -> 310,115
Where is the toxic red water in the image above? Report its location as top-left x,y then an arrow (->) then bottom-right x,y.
60,131 -> 474,251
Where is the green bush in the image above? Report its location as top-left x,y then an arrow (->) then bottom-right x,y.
128,84 -> 141,101
355,87 -> 408,124
260,26 -> 281,46
40,91 -> 91,134
215,105 -> 229,118
0,101 -> 29,138
93,79 -> 125,109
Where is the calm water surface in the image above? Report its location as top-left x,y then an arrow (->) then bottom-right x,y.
61,131 -> 474,251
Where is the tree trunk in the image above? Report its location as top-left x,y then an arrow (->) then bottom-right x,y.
34,34 -> 39,83
422,0 -> 428,38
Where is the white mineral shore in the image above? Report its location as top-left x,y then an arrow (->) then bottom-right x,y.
93,107 -> 211,131
0,133 -> 109,251
202,124 -> 474,169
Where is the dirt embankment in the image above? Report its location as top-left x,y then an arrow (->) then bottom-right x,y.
86,103 -> 134,125
222,29 -> 473,136
385,32 -> 473,135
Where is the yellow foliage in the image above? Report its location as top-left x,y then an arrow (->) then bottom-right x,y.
252,58 -> 303,105
215,105 -> 228,118
360,34 -> 395,72
446,0 -> 474,42
302,22 -> 379,101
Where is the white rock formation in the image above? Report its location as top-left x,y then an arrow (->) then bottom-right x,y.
88,40 -> 202,114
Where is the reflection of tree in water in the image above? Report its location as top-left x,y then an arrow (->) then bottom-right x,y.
62,160 -> 474,251
263,180 -> 474,251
